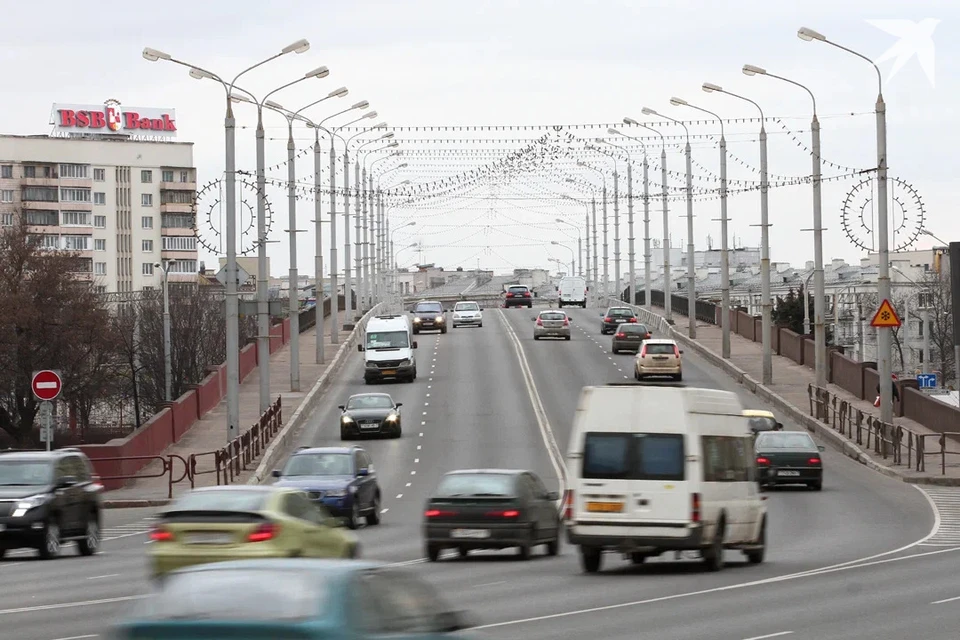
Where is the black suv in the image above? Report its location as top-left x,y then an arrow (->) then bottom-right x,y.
411,300 -> 447,334
0,449 -> 102,559
504,285 -> 533,308
601,306 -> 638,334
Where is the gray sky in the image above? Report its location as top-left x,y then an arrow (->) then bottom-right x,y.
3,0 -> 956,276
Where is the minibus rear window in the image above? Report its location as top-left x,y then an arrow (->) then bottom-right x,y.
582,432 -> 685,481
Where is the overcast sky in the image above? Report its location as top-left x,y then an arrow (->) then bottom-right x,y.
2,0 -> 956,277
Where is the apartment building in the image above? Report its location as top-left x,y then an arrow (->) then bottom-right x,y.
0,132 -> 197,293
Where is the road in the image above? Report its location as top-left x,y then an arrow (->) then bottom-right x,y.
3,305 -> 953,640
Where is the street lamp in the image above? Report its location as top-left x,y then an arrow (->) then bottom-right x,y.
143,38 -> 311,440
154,260 -> 172,403
375,168 -> 409,302
577,161 -> 608,303
391,221 -> 416,296
555,217 -> 582,277
348,124 -> 390,316
586,143 -> 622,300
356,130 -> 394,311
565,180 -> 599,307
551,240 -> 576,276
605,130 -> 646,309
367,150 -> 402,304
702,82 -> 771,384
797,26 -> 893,421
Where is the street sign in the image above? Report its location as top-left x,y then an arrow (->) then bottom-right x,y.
870,299 -> 902,328
917,373 -> 939,390
215,264 -> 251,287
31,370 -> 62,401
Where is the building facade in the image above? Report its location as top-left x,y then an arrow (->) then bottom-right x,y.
0,134 -> 197,293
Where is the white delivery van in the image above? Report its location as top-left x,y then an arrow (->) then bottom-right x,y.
564,384 -> 766,573
357,314 -> 418,384
557,276 -> 587,308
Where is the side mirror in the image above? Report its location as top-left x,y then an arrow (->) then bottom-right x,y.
409,309 -> 414,313
357,468 -> 369,477
545,491 -> 560,501
818,445 -> 826,452
271,469 -> 282,478
479,307 -> 484,311
412,341 -> 418,349
395,402 -> 403,408
57,475 -> 78,489
679,349 -> 684,354
357,344 -> 364,352
776,422 -> 784,431
338,405 -> 345,411
435,610 -> 472,632
531,316 -> 537,321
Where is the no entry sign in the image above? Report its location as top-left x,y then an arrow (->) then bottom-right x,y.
32,370 -> 62,402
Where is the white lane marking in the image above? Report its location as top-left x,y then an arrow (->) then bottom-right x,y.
422,411 -> 427,415
470,546 -> 960,631
419,432 -> 424,437
417,445 -> 422,450
86,574 -> 119,580
415,458 -> 419,463
0,594 -> 147,616
916,486 -> 960,547
426,393 -> 431,397
743,633 -> 793,640
50,635 -> 99,640
396,494 -> 403,499
424,402 -> 429,406
380,508 -> 389,514
931,595 -> 960,604
406,482 -> 412,487
411,470 -> 416,475
474,580 -> 506,588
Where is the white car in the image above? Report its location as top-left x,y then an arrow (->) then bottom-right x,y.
451,301 -> 483,328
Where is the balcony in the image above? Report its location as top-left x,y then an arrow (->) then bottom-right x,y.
160,202 -> 192,214
21,176 -> 61,187
160,226 -> 195,236
160,181 -> 197,191
59,177 -> 93,188
21,200 -> 60,211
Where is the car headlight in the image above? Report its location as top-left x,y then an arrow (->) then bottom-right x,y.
341,416 -> 354,424
398,359 -> 411,366
12,494 -> 49,517
413,317 -> 421,323
386,413 -> 398,422
326,488 -> 348,497
435,316 -> 444,322
453,313 -> 462,319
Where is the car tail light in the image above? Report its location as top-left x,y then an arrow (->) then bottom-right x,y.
247,522 -> 278,543
808,457 -> 821,465
639,345 -> 647,357
149,526 -> 173,542
486,509 -> 519,518
674,345 -> 681,357
563,317 -> 569,326
756,457 -> 770,465
645,333 -> 651,339
425,509 -> 458,518
691,493 -> 701,523
523,292 -> 531,297
616,332 -> 626,338
628,317 -> 637,323
563,490 -> 574,520
536,317 -> 543,326
604,316 -> 612,323
506,292 -> 514,298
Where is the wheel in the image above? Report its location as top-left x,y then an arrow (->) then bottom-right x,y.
413,329 -> 420,335
809,481 -> 822,491
392,424 -> 402,438
534,336 -> 540,340
478,322 -> 483,327
546,528 -> 561,556
426,544 -> 441,562
580,546 -> 602,573
612,348 -> 619,354
565,335 -> 571,340
340,427 -> 350,440
702,520 -> 725,572
346,502 -> 361,530
367,493 -> 381,525
441,327 -> 447,334
77,514 -> 100,556
634,370 -> 641,381
456,546 -> 468,559
406,374 -> 415,383
745,517 -> 766,564
675,373 -> 683,381
350,542 -> 361,558
630,552 -> 647,565
38,520 -> 61,560
0,548 -> 7,559
364,378 -> 374,385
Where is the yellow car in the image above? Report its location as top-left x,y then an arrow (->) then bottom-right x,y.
148,485 -> 359,578
743,409 -> 784,435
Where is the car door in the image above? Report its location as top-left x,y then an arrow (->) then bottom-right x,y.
67,455 -> 93,531
355,450 -> 375,510
53,458 -> 80,533
527,473 -> 558,537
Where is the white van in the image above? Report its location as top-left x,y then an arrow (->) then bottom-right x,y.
557,276 -> 587,308
564,384 -> 766,573
357,315 -> 418,384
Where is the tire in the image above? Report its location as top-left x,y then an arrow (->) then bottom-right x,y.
478,322 -> 483,327
413,329 -> 420,335
546,527 -> 561,556
346,502 -> 361,530
634,370 -> 641,381
534,336 -> 540,340
426,544 -> 441,562
580,546 -> 602,573
809,481 -> 823,491
518,536 -> 533,560
340,427 -> 350,440
0,548 -> 6,559
364,378 -> 374,385
675,373 -> 683,381
703,519 -> 725,572
77,513 -> 100,556
441,327 -> 447,334
367,494 -> 381,525
612,348 -> 619,354
456,546 -> 468,559
630,552 -> 647,565
745,517 -> 766,564
392,424 -> 402,438
565,336 -> 571,341
38,519 -> 61,560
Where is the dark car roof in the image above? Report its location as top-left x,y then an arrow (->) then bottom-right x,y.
347,393 -> 393,401
293,446 -> 358,456
607,307 -> 634,313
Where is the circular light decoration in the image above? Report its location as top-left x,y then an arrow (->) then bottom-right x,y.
193,177 -> 274,257
840,176 -> 924,253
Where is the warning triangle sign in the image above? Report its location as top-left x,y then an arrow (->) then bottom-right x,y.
870,298 -> 902,328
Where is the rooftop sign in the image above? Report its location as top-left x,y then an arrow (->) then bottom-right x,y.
49,99 -> 177,141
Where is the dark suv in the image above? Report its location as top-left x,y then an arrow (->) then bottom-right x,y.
0,449 -> 103,559
504,285 -> 533,308
601,306 -> 638,334
411,300 -> 447,334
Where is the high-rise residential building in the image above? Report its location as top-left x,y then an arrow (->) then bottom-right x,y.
0,126 -> 197,294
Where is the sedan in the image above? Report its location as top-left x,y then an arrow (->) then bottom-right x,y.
423,469 -> 561,561
338,393 -> 402,438
611,322 -> 651,353
112,559 -> 476,639
755,431 -> 825,491
533,310 -> 571,340
147,486 -> 358,579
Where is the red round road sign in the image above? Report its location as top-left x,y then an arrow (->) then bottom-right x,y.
32,370 -> 62,401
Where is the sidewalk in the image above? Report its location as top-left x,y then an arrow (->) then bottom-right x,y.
642,306 -> 960,485
105,322 -> 354,504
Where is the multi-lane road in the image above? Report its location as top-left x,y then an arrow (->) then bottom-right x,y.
3,306 -> 958,640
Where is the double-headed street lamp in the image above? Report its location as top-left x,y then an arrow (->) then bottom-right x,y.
355,130 -> 394,311
348,125 -> 390,316
554,217 -> 582,277
366,149 -> 402,304
551,240 -> 576,276
143,38 -> 311,440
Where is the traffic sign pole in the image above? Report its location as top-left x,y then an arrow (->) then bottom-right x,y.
32,370 -> 62,450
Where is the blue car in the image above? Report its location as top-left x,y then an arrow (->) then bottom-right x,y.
111,559 -> 478,639
272,446 -> 381,530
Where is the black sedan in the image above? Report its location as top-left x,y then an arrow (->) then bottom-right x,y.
755,431 -> 825,491
339,393 -> 402,439
423,469 -> 561,561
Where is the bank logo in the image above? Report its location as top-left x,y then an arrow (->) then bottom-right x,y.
866,19 -> 940,88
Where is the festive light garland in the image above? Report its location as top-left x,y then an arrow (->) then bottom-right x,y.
841,177 -> 925,253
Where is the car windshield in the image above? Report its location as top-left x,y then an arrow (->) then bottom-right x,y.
415,303 -> 443,314
582,432 -> 685,481
366,331 -> 409,349
347,395 -> 394,410
540,312 -> 565,321
644,343 -> 677,355
748,416 -> 778,432
283,453 -> 353,477
0,460 -> 52,486
134,568 -> 328,622
619,324 -> 647,334
170,490 -> 270,513
608,308 -> 633,316
756,432 -> 816,449
455,302 -> 479,311
435,473 -> 515,497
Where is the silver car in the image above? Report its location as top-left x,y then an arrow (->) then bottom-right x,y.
533,310 -> 571,340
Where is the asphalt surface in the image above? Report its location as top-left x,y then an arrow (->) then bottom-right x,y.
3,304 -> 952,640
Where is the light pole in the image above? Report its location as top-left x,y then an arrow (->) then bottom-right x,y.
562,188 -> 594,304
143,38 -> 310,440
743,63 -> 826,387
702,83 -> 770,383
367,152 -> 403,303
668,97 -> 730,359
554,217 -> 582,277
375,168 -> 410,304
355,131 -> 395,311
597,137 -> 637,305
588,144 -> 622,300
799,26 -> 893,421
391,221 -> 416,296
155,260 -> 172,403
624,116 -> 671,321
577,161 -> 607,302
605,131 -> 646,308
642,107 -> 694,337
551,240 -> 576,275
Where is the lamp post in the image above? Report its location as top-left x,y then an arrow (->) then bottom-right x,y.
367,151 -> 403,304
375,168 -> 409,304
642,107 -> 694,337
551,240 -> 576,275
391,221 -> 416,296
143,38 -> 311,440
624,116 -> 671,321
562,187 -> 594,305
743,63 -> 826,386
702,83 -> 770,383
798,26 -> 892,420
597,137 -> 638,305
605,131 -> 646,308
555,217 -> 582,277
154,260 -> 172,402
588,144 -> 622,300
577,161 -> 607,302
355,131 -> 395,311
668,97 -> 730,359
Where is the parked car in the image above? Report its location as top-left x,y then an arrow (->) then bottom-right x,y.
611,322 -> 651,353
504,284 -> 533,308
755,430 -> 824,491
533,309 -> 571,340
601,307 -> 638,334
452,301 -> 483,328
339,393 -> 403,439
634,338 -> 683,381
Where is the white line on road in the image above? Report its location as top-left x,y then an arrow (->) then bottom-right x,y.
396,493 -> 403,499
931,594 -> 960,604
742,632 -> 793,640
50,635 -> 99,640
0,594 -> 147,616
85,574 -> 119,580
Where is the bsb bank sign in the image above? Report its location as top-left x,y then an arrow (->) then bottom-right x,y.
49,99 -> 177,141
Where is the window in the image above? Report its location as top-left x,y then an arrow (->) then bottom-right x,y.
94,215 -> 106,228
161,170 -> 174,182
94,239 -> 106,251
37,234 -> 60,250
60,211 -> 90,226
142,239 -> 153,252
142,285 -> 154,291
581,432 -> 685,481
1,165 -> 12,179
354,570 -> 449,634
142,263 -> 154,276
1,213 -> 13,227
94,285 -> 106,294
162,236 -> 197,251
0,189 -> 12,203
141,193 -> 153,207
93,168 -> 105,182
282,453 -> 353,477
93,192 -> 106,205
162,214 -> 194,228
414,302 -> 443,313
59,164 -> 89,179
169,259 -> 197,274
22,186 -> 58,202
180,170 -> 190,183
94,262 -> 107,276
435,473 -> 515,497
23,165 -> 36,178
701,436 -> 751,483
141,170 -> 153,183
62,235 -> 90,251
60,188 -> 91,203
141,216 -> 153,229
161,190 -> 192,204
26,211 -> 58,226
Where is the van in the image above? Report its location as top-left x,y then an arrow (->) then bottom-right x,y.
357,315 -> 418,384
557,276 -> 587,308
563,384 -> 767,574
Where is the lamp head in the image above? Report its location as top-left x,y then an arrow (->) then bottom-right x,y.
364,110 -> 378,119
380,132 -> 395,139
623,116 -> 639,125
669,97 -> 688,107
607,127 -> 620,135
142,47 -> 171,62
189,68 -> 215,80
306,66 -> 329,79
264,99 -> 284,110
640,107 -> 657,116
742,64 -> 766,77
551,241 -> 559,245
702,82 -> 722,93
407,221 -> 417,227
397,163 -> 408,168
555,217 -> 564,223
352,100 -> 369,110
370,122 -> 387,129
153,262 -> 161,268
329,86 -> 349,98
229,95 -> 252,104
576,160 -> 586,167
282,38 -> 311,54
386,141 -> 399,148
797,27 -> 826,42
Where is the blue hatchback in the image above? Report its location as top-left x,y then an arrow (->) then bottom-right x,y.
111,559 -> 478,639
272,446 -> 381,530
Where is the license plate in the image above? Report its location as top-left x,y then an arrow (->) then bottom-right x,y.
186,532 -> 233,545
360,422 -> 380,430
451,529 -> 490,539
586,501 -> 624,513
382,369 -> 397,375
778,470 -> 800,476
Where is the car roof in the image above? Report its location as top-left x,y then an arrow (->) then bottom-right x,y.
0,450 -> 79,461
507,284 -> 529,289
186,484 -> 282,494
642,338 -> 677,344
444,468 -> 526,476
414,300 -> 442,305
455,300 -> 480,304
347,393 -> 392,400
539,309 -> 566,314
743,409 -> 776,418
607,307 -> 634,312
172,558 -> 383,576
293,446 -> 358,456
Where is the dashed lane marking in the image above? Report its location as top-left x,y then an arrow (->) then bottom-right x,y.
917,486 -> 960,547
